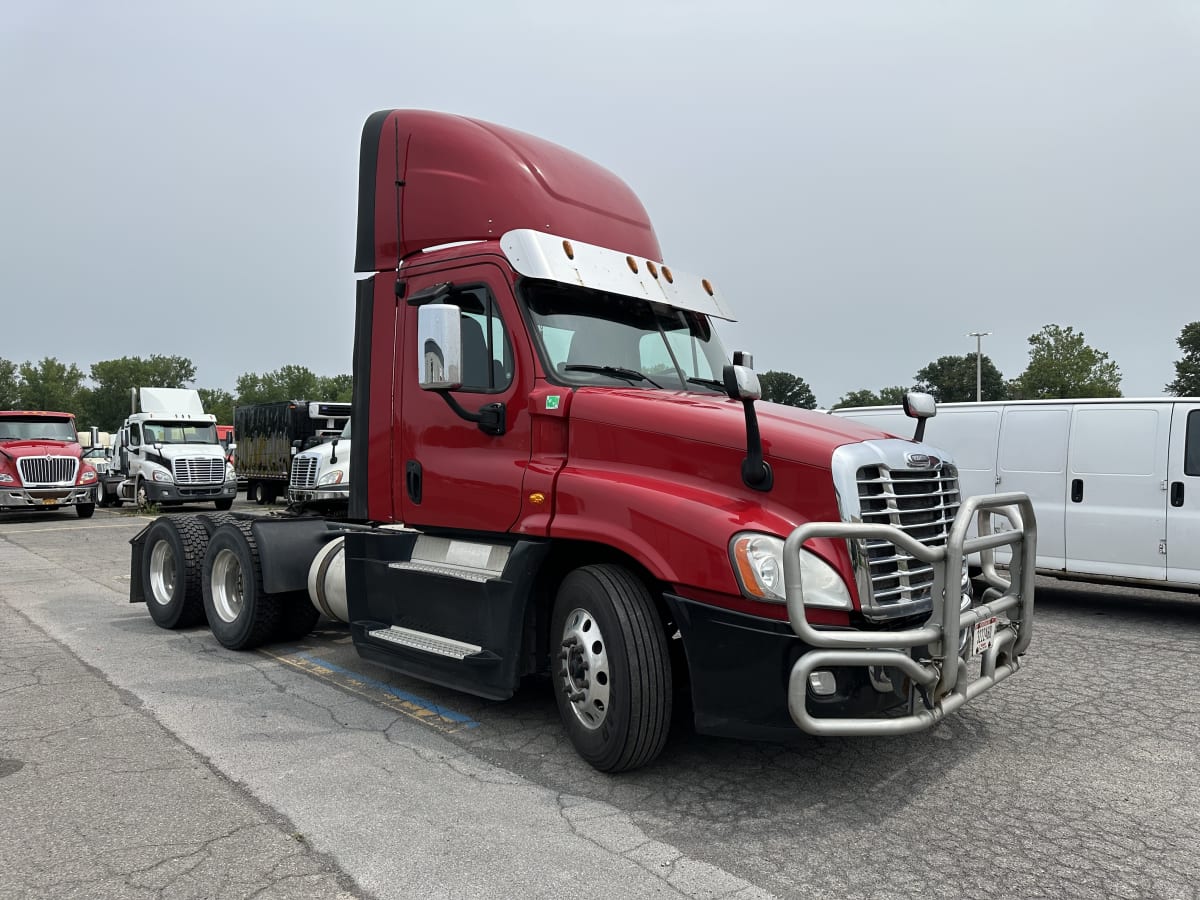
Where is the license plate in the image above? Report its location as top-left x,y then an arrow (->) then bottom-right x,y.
41,498 -> 57,506
972,616 -> 999,656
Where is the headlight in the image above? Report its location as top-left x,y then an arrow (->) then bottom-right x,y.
729,531 -> 853,610
318,470 -> 344,485
226,463 -> 237,481
151,468 -> 173,483
0,473 -> 13,483
80,470 -> 97,483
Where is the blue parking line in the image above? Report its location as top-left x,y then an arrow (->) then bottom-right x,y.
296,652 -> 480,728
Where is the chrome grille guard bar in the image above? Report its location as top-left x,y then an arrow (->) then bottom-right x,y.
783,492 -> 1036,737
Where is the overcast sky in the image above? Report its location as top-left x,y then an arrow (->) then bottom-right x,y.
3,1 -> 1198,407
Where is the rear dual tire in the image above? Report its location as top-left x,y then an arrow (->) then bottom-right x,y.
142,516 -> 208,628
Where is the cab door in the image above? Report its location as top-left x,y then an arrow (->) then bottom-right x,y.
397,264 -> 532,533
1064,403 -> 1170,581
1166,403 -> 1200,585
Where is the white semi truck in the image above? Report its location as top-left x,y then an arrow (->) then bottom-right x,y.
103,388 -> 238,510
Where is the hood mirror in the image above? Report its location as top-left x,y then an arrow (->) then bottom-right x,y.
902,391 -> 936,442
723,351 -> 772,492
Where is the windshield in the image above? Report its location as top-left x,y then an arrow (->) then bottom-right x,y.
0,416 -> 77,441
521,281 -> 729,391
142,421 -> 219,445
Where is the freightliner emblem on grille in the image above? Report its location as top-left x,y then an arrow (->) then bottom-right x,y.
905,453 -> 941,468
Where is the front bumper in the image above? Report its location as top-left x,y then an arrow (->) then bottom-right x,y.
288,483 -> 350,506
142,479 -> 238,503
670,493 -> 1036,741
0,484 -> 95,509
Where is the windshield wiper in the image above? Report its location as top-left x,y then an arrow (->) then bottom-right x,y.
686,377 -> 725,392
563,364 -> 663,389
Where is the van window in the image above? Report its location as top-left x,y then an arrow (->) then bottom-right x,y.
1186,410 -> 1200,477
1071,408 -> 1159,476
1000,409 -> 1069,474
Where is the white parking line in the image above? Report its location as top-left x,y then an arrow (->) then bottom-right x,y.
0,521 -> 152,534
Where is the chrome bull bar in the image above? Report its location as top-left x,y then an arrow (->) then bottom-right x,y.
784,492 -> 1036,736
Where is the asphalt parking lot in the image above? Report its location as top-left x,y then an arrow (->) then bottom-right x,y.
2,499 -> 1199,899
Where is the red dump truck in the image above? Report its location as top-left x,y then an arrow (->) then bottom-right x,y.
0,410 -> 98,517
129,110 -> 1036,772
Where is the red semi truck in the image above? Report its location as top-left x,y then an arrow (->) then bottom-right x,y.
0,410 -> 99,517
129,110 -> 1037,771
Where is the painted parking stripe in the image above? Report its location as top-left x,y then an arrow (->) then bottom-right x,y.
261,649 -> 480,733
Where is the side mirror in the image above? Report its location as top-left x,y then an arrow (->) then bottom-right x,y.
417,304 -> 463,390
228,442 -> 237,452
902,391 -> 936,420
902,391 -> 936,442
722,365 -> 762,402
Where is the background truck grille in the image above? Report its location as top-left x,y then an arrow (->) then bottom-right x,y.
17,456 -> 78,486
290,456 -> 318,489
172,457 -> 224,485
854,464 -> 960,616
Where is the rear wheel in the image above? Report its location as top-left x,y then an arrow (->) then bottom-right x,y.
550,564 -> 672,773
142,516 -> 208,628
250,480 -> 267,505
203,521 -> 283,650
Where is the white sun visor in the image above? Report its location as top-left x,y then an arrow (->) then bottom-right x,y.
501,229 -> 736,322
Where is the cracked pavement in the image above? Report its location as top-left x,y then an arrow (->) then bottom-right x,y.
2,503 -> 1200,899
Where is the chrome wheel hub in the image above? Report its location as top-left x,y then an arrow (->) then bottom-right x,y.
148,540 -> 176,606
210,547 -> 245,624
558,608 -> 610,730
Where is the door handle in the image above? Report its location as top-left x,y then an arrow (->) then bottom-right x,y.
406,460 -> 422,504
1171,481 -> 1185,507
1071,478 -> 1084,503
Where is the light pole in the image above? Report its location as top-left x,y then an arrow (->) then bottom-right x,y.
967,331 -> 991,401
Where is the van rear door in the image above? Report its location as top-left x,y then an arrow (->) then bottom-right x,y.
1064,403 -> 1170,582
1166,403 -> 1200,586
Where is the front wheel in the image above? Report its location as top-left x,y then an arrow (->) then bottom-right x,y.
76,502 -> 95,519
214,497 -> 234,511
550,564 -> 672,773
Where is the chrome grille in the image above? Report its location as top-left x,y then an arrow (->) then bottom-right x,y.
172,457 -> 225,485
290,456 -> 318,489
17,456 -> 78,486
831,440 -> 962,621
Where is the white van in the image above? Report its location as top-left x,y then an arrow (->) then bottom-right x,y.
832,399 -> 1200,591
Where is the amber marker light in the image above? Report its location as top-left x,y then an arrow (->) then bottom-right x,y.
529,492 -> 546,505
732,540 -> 769,599
647,261 -> 659,278
702,279 -> 714,296
562,240 -> 574,259
626,255 -> 639,274
662,266 -> 673,283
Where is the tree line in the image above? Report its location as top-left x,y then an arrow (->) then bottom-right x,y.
756,322 -> 1200,410
0,355 -> 352,432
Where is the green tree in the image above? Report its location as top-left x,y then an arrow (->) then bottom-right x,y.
317,373 -> 354,402
0,357 -> 19,409
83,355 -> 198,430
236,366 -> 353,406
1009,325 -> 1122,399
914,354 -> 1006,403
198,388 -> 236,424
17,358 -> 86,413
236,365 -> 323,406
831,386 -> 910,409
1165,321 -> 1200,396
757,370 -> 817,409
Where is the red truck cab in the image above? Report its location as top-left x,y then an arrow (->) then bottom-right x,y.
0,410 -> 98,517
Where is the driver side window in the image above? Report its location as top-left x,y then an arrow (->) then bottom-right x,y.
451,287 -> 513,393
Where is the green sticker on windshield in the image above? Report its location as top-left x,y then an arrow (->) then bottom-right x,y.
546,395 -> 560,410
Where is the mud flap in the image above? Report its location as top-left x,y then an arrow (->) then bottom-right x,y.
128,523 -> 151,604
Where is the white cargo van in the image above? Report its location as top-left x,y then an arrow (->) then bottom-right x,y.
832,399 -> 1200,591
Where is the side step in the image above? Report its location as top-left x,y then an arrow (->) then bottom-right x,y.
367,625 -> 483,660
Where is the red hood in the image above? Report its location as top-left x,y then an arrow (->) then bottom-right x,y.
0,439 -> 83,459
567,388 -> 889,468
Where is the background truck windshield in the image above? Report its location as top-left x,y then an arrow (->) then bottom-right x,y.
143,422 -> 219,445
0,416 -> 77,441
522,281 -> 729,391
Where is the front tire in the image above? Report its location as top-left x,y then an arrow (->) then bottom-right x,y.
76,502 -> 95,519
550,564 -> 672,773
202,521 -> 282,650
142,516 -> 208,628
214,497 -> 234,511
